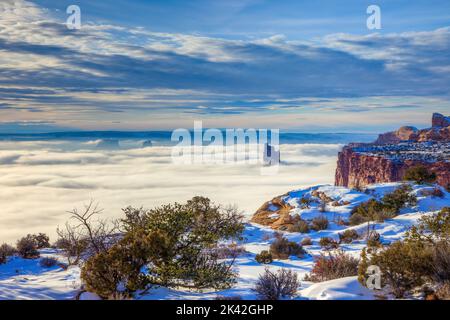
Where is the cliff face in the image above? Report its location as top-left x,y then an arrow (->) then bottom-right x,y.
335,146 -> 450,189
335,113 -> 450,189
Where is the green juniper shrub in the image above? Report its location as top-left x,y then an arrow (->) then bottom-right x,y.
270,234 -> 306,259
381,184 -> 417,214
310,216 -> 329,231
300,237 -> 313,246
360,207 -> 450,298
319,237 -> 339,250
0,243 -> 16,264
407,207 -> 450,243
81,231 -> 151,299
367,240 -> 432,298
403,165 -> 437,185
338,229 -> 359,244
255,250 -> 273,264
357,248 -> 369,285
304,250 -> 359,282
254,268 -> 299,300
82,197 -> 245,298
350,185 -> 416,232
16,235 -> 40,259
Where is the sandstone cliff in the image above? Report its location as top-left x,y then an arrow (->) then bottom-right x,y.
335,113 -> 450,189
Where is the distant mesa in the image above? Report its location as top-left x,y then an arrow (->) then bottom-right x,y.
375,113 -> 450,144
263,143 -> 280,166
335,113 -> 450,189
96,139 -> 120,149
432,112 -> 450,128
142,140 -> 153,148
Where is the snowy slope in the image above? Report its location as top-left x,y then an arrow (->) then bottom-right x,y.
1,182 -> 448,300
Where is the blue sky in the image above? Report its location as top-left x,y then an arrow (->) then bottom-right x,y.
0,0 -> 449,132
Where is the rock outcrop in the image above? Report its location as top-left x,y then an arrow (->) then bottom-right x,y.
336,113 -> 450,189
250,194 -> 295,230
433,113 -> 450,128
374,113 -> 450,144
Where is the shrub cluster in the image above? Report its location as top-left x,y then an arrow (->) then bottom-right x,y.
403,165 -> 436,184
255,250 -> 273,264
0,244 -> 16,264
287,218 -> 310,233
269,234 -> 306,259
338,229 -> 359,244
16,235 -> 40,259
350,184 -> 417,226
310,216 -> 329,231
254,268 -> 299,300
319,237 -> 339,250
359,207 -> 450,298
304,251 -> 359,282
40,257 -> 58,268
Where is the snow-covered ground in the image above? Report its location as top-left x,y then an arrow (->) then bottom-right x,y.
1,182 -> 448,300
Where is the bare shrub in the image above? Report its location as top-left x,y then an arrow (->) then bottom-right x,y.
304,251 -> 359,282
254,268 -> 299,300
16,235 -> 40,259
310,216 -> 329,231
214,243 -> 246,259
32,233 -> 50,249
338,229 -> 359,244
40,257 -> 58,268
288,219 -> 310,233
270,234 -> 306,259
300,237 -> 313,246
0,243 -> 16,264
431,241 -> 450,283
56,200 -> 119,265
319,237 -> 339,250
318,200 -> 327,213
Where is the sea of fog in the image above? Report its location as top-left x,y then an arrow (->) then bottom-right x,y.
0,132 -> 376,243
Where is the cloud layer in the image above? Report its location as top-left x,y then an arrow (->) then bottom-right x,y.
0,1 -> 449,131
0,140 -> 340,242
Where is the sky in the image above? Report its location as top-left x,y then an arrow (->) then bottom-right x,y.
0,0 -> 449,133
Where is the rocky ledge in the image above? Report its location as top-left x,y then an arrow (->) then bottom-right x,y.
335,113 -> 450,189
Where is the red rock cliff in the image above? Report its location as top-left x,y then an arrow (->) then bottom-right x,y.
335,113 -> 450,189
335,146 -> 450,189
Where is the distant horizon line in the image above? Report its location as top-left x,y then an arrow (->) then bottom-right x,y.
0,130 -> 380,136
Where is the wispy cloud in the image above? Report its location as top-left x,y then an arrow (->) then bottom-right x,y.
0,0 -> 449,131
